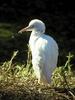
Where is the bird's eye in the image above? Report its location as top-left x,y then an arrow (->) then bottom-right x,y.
31,25 -> 34,28
29,25 -> 34,29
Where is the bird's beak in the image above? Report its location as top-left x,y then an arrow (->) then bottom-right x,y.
18,26 -> 32,33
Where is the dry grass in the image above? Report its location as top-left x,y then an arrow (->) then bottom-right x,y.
0,51 -> 75,100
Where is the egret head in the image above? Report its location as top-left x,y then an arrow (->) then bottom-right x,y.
18,19 -> 46,34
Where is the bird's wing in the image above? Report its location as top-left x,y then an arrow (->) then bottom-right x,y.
31,35 -> 58,82
33,35 -> 58,71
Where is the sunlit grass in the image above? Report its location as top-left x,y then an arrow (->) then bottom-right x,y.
52,53 -> 75,88
0,50 -> 75,99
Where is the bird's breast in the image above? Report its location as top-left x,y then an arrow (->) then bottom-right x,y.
29,34 -> 40,51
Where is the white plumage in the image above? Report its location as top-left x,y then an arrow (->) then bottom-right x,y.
18,19 -> 58,84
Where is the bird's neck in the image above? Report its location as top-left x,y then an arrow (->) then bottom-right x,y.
31,30 -> 44,37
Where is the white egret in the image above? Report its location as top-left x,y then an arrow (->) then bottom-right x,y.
18,19 -> 59,84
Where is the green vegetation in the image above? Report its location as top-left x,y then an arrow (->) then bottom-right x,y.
0,50 -> 75,100
52,53 -> 75,88
0,23 -> 16,38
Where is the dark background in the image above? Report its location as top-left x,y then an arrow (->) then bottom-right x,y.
0,0 -> 75,66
